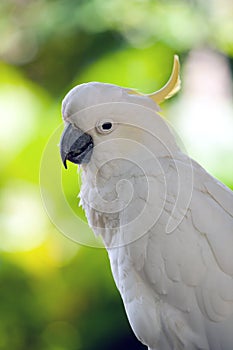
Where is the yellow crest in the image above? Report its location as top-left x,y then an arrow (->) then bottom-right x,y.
128,55 -> 181,104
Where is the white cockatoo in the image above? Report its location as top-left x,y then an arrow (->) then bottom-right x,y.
60,56 -> 233,350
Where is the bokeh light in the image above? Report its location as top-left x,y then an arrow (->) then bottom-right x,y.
0,1 -> 232,349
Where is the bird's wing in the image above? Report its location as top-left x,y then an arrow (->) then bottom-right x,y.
190,162 -> 233,323
142,157 -> 233,323
191,162 -> 233,278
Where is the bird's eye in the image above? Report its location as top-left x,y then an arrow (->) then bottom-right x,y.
102,122 -> 112,130
96,120 -> 115,134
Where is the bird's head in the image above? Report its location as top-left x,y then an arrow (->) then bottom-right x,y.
60,56 -> 181,171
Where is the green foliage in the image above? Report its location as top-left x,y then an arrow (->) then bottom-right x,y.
0,1 -> 232,349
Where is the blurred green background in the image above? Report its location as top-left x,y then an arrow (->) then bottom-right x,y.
0,1 -> 233,349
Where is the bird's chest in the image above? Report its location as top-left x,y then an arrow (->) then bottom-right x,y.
79,163 -> 153,246
79,160 -> 166,250
107,243 -> 204,350
107,243 -> 166,349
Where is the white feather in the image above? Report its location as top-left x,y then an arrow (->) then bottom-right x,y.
62,82 -> 233,350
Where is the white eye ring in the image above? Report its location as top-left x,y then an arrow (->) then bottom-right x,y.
96,120 -> 115,134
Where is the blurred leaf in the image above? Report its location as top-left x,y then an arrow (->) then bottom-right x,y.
0,1 -> 232,349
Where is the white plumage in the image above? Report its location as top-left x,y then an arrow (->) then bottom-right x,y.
60,57 -> 233,350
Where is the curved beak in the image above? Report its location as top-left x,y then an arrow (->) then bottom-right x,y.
60,123 -> 94,169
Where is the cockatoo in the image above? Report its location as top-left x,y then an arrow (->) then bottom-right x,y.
60,56 -> 233,350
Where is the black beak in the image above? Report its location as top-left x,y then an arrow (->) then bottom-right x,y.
60,123 -> 94,169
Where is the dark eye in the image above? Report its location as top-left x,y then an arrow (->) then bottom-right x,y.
102,122 -> 112,130
96,120 -> 115,134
